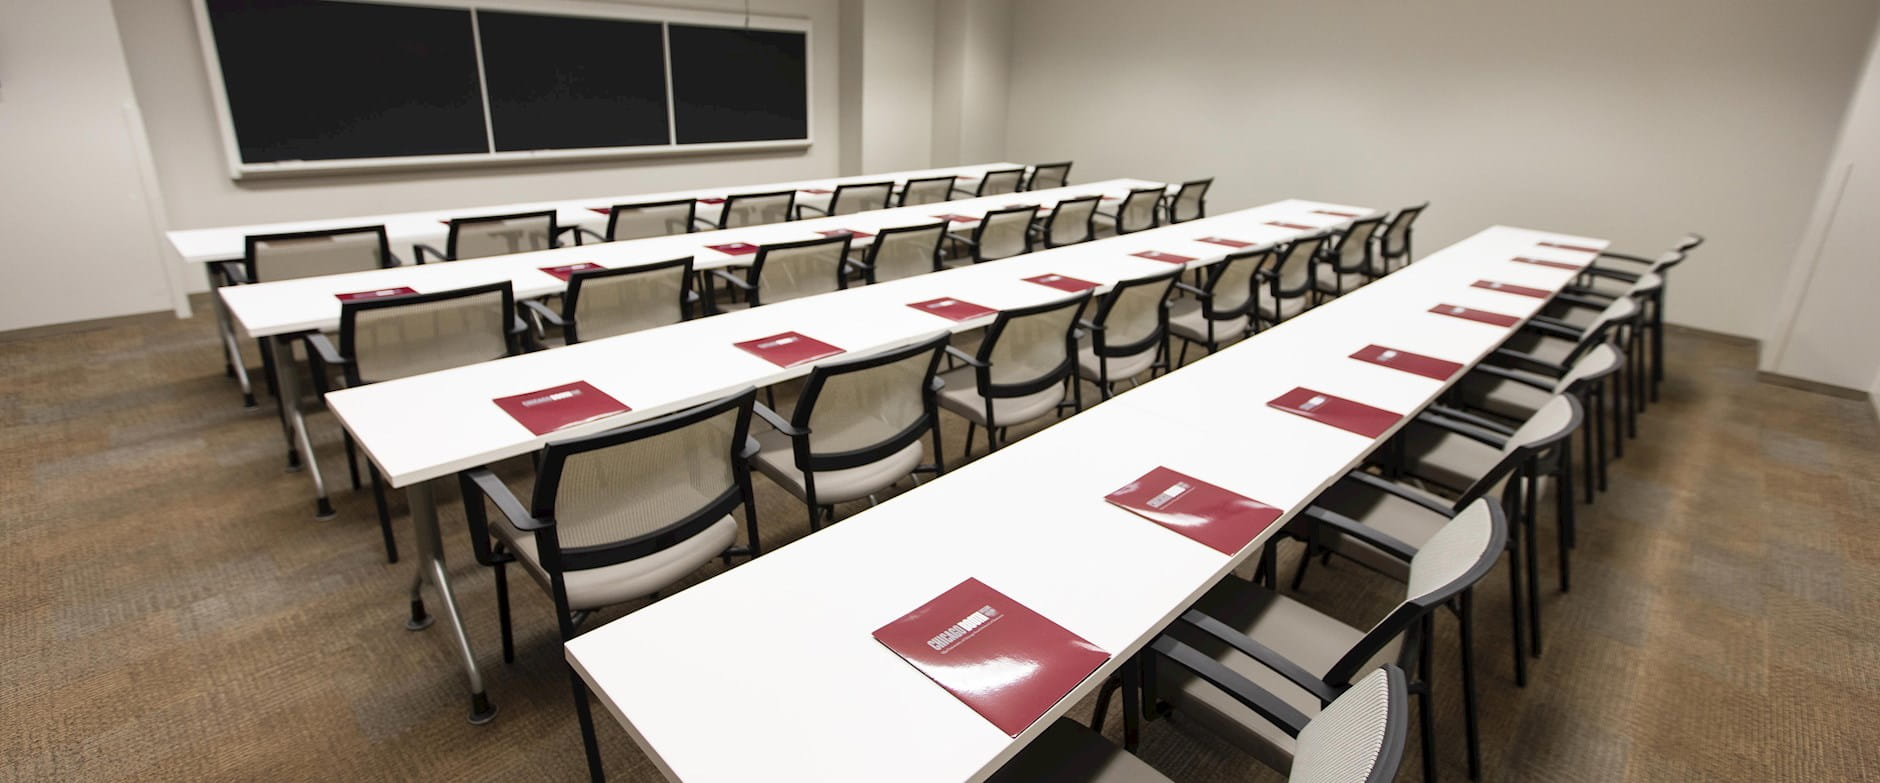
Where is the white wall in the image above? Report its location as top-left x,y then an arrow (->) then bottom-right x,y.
855,0 -> 937,173
1764,14 -> 1880,393
0,0 -> 175,332
1002,0 -> 1880,340
931,0 -> 1011,166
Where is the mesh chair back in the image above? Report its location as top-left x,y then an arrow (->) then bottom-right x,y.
1043,196 -> 1098,247
866,222 -> 947,283
751,235 -> 853,305
1091,269 -> 1180,356
792,333 -> 948,471
1455,395 -> 1583,507
1204,249 -> 1266,317
1115,187 -> 1164,234
901,176 -> 956,207
830,182 -> 894,215
722,191 -> 796,228
1380,203 -> 1427,260
564,258 -> 693,343
246,226 -> 392,283
450,211 -> 558,260
607,199 -> 696,241
1027,161 -> 1072,191
531,388 -> 754,571
979,294 -> 1090,397
1289,666 -> 1408,783
977,168 -> 1025,196
1333,216 -> 1384,274
342,282 -> 516,384
1268,234 -> 1328,311
974,206 -> 1039,261
1170,178 -> 1212,223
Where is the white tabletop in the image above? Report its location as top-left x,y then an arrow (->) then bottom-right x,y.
323,198 -> 1380,489
167,162 -> 1029,264
218,179 -> 1167,339
558,224 -> 1606,783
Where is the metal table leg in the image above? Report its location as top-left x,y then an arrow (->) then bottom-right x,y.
210,267 -> 257,409
404,478 -> 496,725
268,333 -> 334,519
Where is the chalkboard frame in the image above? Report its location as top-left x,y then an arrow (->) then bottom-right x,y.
192,0 -> 813,180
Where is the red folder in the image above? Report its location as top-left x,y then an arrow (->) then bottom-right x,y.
908,297 -> 997,322
1472,280 -> 1550,298
1266,221 -> 1318,230
1313,209 -> 1363,218
587,207 -> 611,215
873,578 -> 1109,737
492,381 -> 630,436
818,229 -> 875,239
1350,344 -> 1463,381
1430,304 -> 1520,327
335,287 -> 417,302
1131,250 -> 1196,265
1104,466 -> 1282,555
1267,387 -> 1401,438
540,262 -> 603,281
802,188 -> 834,195
1025,274 -> 1099,292
1538,241 -> 1599,253
1196,237 -> 1255,248
1511,256 -> 1580,271
934,214 -> 981,223
707,242 -> 761,256
1100,195 -> 1119,201
698,197 -> 727,205
734,331 -> 845,368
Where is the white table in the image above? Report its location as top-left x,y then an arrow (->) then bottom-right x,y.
320,198 -> 1379,724
559,225 -> 1606,781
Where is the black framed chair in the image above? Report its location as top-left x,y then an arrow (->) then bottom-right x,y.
1313,215 -> 1385,300
1567,234 -> 1701,403
797,181 -> 894,219
1170,248 -> 1266,365
698,191 -> 796,231
304,282 -> 529,562
948,205 -> 1038,265
1256,233 -> 1330,329
900,175 -> 957,207
456,387 -> 761,783
1166,177 -> 1212,223
955,167 -> 1025,198
750,333 -> 950,531
705,234 -> 855,312
1095,186 -> 1164,236
1448,341 -> 1624,504
1490,295 -> 1643,450
1025,161 -> 1072,191
852,221 -> 948,284
938,293 -> 1090,458
417,210 -> 564,262
1033,194 -> 1098,248
1373,202 -> 1428,276
577,199 -> 696,243
1077,268 -> 1181,399
520,258 -> 696,345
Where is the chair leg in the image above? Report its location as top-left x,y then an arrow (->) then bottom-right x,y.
343,432 -> 362,491
494,560 -> 514,664
1121,653 -> 1141,752
962,423 -> 976,461
1417,617 -> 1438,783
1506,493 -> 1528,687
1459,589 -> 1481,780
1558,457 -> 1575,594
1090,675 -> 1120,734
369,463 -> 398,563
1290,540 -> 1315,591
1524,471 -> 1543,657
569,668 -> 607,782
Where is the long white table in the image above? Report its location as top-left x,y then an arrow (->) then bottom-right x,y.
321,198 -> 1377,723
559,225 -> 1606,781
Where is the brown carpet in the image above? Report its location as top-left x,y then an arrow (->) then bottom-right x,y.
3,298 -> 1878,781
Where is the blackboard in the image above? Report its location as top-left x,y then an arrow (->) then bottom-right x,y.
669,25 -> 810,144
477,10 -> 671,152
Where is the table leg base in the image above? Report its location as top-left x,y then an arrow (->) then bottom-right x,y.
315,497 -> 336,521
407,598 -> 435,631
243,393 -> 257,410
468,692 -> 497,725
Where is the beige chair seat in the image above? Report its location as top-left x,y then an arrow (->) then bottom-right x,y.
987,718 -> 1171,783
1258,295 -> 1308,323
1305,476 -> 1453,579
1077,343 -> 1157,383
750,427 -> 923,505
1168,299 -> 1249,346
936,366 -> 1064,428
1449,371 -> 1555,422
496,514 -> 736,611
1400,421 -> 1504,493
1499,331 -> 1576,365
1312,266 -> 1366,294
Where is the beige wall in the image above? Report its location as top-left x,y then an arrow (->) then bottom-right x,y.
1002,0 -> 1880,339
856,0 -> 938,173
932,0 -> 1011,167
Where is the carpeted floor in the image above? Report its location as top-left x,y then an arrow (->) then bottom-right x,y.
3,298 -> 1877,781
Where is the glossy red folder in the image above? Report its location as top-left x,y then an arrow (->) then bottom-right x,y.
1312,209 -> 1363,218
1538,241 -> 1599,254
1265,221 -> 1318,231
934,213 -> 981,223
587,207 -> 611,215
802,188 -> 834,195
492,381 -> 630,436
1024,274 -> 1099,293
1350,344 -> 1463,381
1104,467 -> 1282,555
1131,250 -> 1196,265
335,287 -> 417,302
1196,237 -> 1255,248
698,197 -> 727,205
1511,256 -> 1579,271
707,242 -> 761,256
1267,387 -> 1401,438
1430,304 -> 1520,327
908,297 -> 998,322
873,578 -> 1109,737
818,229 -> 874,239
540,262 -> 603,281
733,331 -> 845,368
1472,280 -> 1550,298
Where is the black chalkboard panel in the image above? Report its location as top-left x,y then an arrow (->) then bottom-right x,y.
205,0 -> 489,163
668,25 -> 809,144
478,10 -> 671,152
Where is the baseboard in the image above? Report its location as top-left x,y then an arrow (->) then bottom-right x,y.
1756,371 -> 1871,401
1665,322 -> 1758,347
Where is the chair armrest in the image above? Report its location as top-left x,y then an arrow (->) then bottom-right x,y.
519,299 -> 568,328
1094,209 -> 1119,221
929,375 -> 947,393
1151,635 -> 1312,737
303,333 -> 350,366
1551,292 -> 1608,310
1594,250 -> 1655,267
944,345 -> 987,368
1176,609 -> 1343,704
1339,471 -> 1458,516
573,227 -> 609,245
1559,284 -> 1617,303
461,466 -> 546,531
1466,363 -> 1554,391
1582,265 -> 1641,283
1300,506 -> 1418,562
706,268 -> 756,291
1425,404 -> 1517,436
1488,348 -> 1567,377
951,235 -> 980,249
795,203 -> 830,219
740,436 -> 762,460
215,261 -> 250,285
1520,319 -> 1583,339
508,315 -> 531,338
1076,318 -> 1104,333
413,244 -> 449,264
1174,281 -> 1211,298
753,401 -> 806,436
1410,412 -> 1510,449
691,216 -> 722,231
949,186 -> 977,199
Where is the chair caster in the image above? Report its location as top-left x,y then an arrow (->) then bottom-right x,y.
406,599 -> 434,631
468,692 -> 497,725
314,498 -> 336,520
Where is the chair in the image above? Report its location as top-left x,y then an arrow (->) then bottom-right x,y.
417,210 -> 563,261
949,205 -> 1038,265
1490,295 -> 1644,449
1078,268 -> 1181,399
698,190 -> 796,230
1095,186 -> 1164,236
989,665 -> 1408,783
1373,202 -> 1427,276
797,181 -> 893,219
1569,233 -> 1702,402
1158,498 -> 1506,783
955,167 -> 1025,198
1169,248 -> 1266,365
750,333 -> 949,531
303,282 -> 528,562
1034,194 -> 1098,248
1166,178 -> 1212,223
853,221 -> 947,284
1025,161 -> 1072,191
456,387 -> 761,783
520,258 -> 696,345
1256,233 -> 1330,329
900,175 -> 957,207
705,234 -> 855,312
1313,215 -> 1385,300
938,293 -> 1090,457
581,199 -> 696,243
1448,342 -> 1624,504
